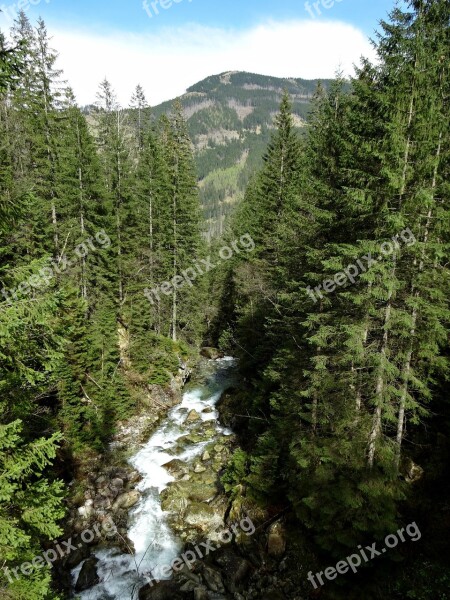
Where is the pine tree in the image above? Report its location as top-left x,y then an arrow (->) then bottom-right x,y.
95,78 -> 132,305
162,102 -> 203,342
129,83 -> 149,153
223,0 -> 450,557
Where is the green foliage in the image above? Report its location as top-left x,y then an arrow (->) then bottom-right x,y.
0,12 -> 205,598
221,448 -> 250,496
0,31 -> 23,92
216,0 -> 450,572
132,333 -> 187,386
398,562 -> 450,600
0,421 -> 65,600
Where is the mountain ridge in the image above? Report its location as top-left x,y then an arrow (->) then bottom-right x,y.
151,71 -> 334,238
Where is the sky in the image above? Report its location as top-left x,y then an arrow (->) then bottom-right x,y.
0,0 -> 405,106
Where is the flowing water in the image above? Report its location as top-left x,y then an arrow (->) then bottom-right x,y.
71,357 -> 236,599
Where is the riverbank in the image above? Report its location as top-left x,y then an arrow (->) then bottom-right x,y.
59,356 -> 239,597
57,355 -> 310,600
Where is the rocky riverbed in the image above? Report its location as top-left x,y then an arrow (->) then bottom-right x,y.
57,356 -> 312,600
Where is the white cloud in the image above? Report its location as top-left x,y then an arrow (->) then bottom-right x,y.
48,19 -> 376,107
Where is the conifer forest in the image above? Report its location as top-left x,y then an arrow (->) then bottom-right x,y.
0,1 -> 449,599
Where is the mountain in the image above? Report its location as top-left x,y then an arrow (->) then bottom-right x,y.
151,72 -> 334,239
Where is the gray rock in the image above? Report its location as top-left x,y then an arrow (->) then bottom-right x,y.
94,496 -> 112,510
99,486 -> 112,498
138,580 -> 185,599
160,494 -> 188,514
108,487 -> 121,501
184,502 -> 223,533
77,503 -> 94,519
113,468 -> 129,480
214,548 -> 252,589
162,459 -> 189,479
202,565 -> 225,593
186,409 -> 201,423
200,347 -> 224,360
180,580 -> 197,592
112,490 -> 140,511
129,470 -> 142,484
161,476 -> 217,504
63,540 -> 90,569
111,477 -> 124,489
75,557 -> 99,591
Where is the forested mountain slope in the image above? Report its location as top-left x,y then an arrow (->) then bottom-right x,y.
153,72 -> 334,239
87,72 -> 331,240
84,72 -> 335,239
0,14 -> 207,598
1,2 -> 449,600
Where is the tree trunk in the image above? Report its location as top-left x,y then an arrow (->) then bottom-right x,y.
367,55 -> 418,468
172,186 -> 178,342
395,133 -> 442,469
368,301 -> 392,468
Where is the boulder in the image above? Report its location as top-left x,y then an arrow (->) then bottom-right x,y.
162,459 -> 189,479
186,410 -> 201,423
184,502 -> 224,533
99,486 -> 113,498
160,494 -> 188,514
179,580 -> 197,592
109,487 -> 122,501
113,468 -> 130,481
194,463 -> 207,474
193,588 -> 209,600
94,496 -> 112,510
75,557 -> 99,591
138,580 -> 185,600
201,565 -> 225,593
200,347 -> 224,360
129,470 -> 142,484
112,490 -> 140,511
162,476 -> 217,503
202,450 -> 211,461
214,548 -> 252,590
63,539 -> 90,569
77,503 -> 94,519
110,477 -> 124,489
